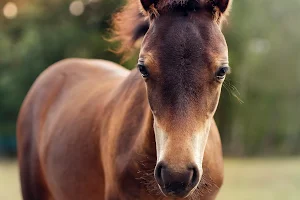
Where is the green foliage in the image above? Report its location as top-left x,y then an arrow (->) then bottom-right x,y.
0,0 -> 299,156
0,0 -> 127,137
216,0 -> 300,155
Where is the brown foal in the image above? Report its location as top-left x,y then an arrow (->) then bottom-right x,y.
17,0 -> 232,199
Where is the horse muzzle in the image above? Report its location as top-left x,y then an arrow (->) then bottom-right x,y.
154,161 -> 201,198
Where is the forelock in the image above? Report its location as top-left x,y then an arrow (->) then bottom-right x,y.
157,0 -> 203,10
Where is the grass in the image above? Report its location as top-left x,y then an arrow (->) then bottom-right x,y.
219,158 -> 300,200
1,158 -> 300,200
0,160 -> 21,200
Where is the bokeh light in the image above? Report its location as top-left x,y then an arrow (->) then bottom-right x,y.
69,0 -> 85,16
3,2 -> 18,19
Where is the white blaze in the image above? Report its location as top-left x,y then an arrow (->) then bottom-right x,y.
153,118 -> 212,171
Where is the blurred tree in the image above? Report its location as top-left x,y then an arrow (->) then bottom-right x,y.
216,0 -> 300,156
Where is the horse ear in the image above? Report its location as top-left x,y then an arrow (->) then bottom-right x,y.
140,0 -> 157,11
212,0 -> 232,13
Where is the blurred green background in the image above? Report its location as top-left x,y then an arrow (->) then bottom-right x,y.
0,0 -> 300,199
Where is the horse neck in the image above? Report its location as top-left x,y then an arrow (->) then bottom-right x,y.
108,69 -> 157,172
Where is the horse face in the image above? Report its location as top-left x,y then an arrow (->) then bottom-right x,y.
138,0 -> 231,198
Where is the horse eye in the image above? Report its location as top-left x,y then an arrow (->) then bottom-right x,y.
216,66 -> 229,80
138,64 -> 149,78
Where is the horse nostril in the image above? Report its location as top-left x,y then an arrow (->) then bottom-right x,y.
189,165 -> 200,188
154,162 -> 166,186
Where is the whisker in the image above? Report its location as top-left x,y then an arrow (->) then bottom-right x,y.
135,153 -> 220,200
223,80 -> 244,104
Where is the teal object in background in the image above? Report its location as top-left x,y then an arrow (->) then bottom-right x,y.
0,135 -> 17,157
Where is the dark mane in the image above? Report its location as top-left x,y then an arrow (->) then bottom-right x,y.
158,0 -> 201,9
110,0 -> 230,60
